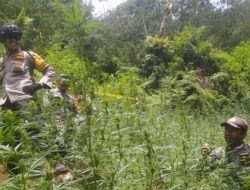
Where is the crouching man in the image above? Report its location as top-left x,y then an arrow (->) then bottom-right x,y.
202,116 -> 250,166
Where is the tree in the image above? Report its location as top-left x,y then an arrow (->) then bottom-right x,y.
208,0 -> 250,50
171,0 -> 214,31
62,0 -> 100,59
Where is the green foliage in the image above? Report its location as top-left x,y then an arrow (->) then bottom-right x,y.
63,0 -> 100,59
171,26 -> 219,74
0,0 -> 22,24
243,175 -> 250,190
208,0 -> 250,50
45,44 -> 86,77
0,43 -> 5,57
231,41 -> 250,76
172,0 -> 214,30
213,41 -> 250,99
142,27 -> 221,94
141,35 -> 171,77
159,70 -> 226,111
211,71 -> 230,96
17,1 -> 68,51
98,67 -> 144,98
1,0 -> 250,189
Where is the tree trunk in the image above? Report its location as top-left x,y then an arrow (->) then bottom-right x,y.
143,15 -> 148,37
159,0 -> 172,38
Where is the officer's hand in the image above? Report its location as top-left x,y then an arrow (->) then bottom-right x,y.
202,143 -> 211,156
22,83 -> 43,94
239,152 -> 250,166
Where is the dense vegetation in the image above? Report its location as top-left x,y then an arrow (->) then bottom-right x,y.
1,0 -> 250,189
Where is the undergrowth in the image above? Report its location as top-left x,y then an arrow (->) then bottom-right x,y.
1,86 -> 250,189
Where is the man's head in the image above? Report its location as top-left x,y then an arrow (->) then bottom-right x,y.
57,74 -> 71,93
0,24 -> 22,52
221,117 -> 248,147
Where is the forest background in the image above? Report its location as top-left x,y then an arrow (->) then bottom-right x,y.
1,0 -> 250,189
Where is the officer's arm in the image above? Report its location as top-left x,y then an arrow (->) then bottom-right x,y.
29,51 -> 55,88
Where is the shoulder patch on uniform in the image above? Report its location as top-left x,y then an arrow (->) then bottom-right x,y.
16,51 -> 24,60
28,51 -> 42,59
27,51 -> 48,72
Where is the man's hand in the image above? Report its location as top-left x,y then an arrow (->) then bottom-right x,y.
22,83 -> 43,94
202,143 -> 211,157
239,152 -> 250,166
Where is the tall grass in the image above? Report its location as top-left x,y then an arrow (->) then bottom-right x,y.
1,76 -> 250,189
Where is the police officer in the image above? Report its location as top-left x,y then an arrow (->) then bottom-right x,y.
0,24 -> 55,111
0,23 -> 55,174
